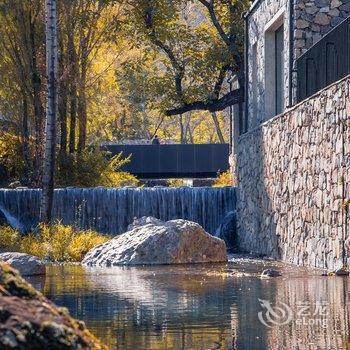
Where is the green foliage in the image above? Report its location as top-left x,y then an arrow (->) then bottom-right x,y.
56,148 -> 139,188
0,224 -> 110,262
0,0 -> 248,186
121,0 -> 249,112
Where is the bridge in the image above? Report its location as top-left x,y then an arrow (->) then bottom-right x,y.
104,144 -> 230,179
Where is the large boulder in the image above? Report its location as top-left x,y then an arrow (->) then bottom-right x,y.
82,217 -> 227,266
215,211 -> 237,251
0,252 -> 45,276
0,261 -> 107,349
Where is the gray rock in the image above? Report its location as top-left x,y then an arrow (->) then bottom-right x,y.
8,181 -> 21,189
215,211 -> 237,251
127,216 -> 163,231
335,268 -> 349,276
0,252 -> 46,276
82,217 -> 228,266
314,12 -> 331,25
261,269 -> 282,278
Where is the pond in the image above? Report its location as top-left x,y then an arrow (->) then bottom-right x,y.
30,259 -> 350,350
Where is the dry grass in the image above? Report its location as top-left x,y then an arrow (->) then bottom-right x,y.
0,224 -> 110,262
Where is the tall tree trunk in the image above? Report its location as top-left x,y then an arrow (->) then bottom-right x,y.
68,31 -> 77,154
59,89 -> 67,156
77,46 -> 88,154
69,82 -> 77,153
29,18 -> 44,181
179,114 -> 185,144
40,0 -> 58,223
21,93 -> 31,184
58,41 -> 67,157
211,112 -> 225,143
77,78 -> 87,153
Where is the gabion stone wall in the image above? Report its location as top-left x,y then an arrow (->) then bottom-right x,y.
237,75 -> 350,270
295,0 -> 350,57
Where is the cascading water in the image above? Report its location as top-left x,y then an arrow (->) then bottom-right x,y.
0,187 -> 236,235
0,205 -> 25,232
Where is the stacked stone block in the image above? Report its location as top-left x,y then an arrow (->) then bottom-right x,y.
295,0 -> 350,57
237,75 -> 350,270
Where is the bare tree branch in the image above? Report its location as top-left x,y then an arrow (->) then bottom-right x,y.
165,88 -> 244,116
197,0 -> 231,46
143,4 -> 184,99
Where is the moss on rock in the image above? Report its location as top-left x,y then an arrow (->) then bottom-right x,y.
0,261 -> 108,349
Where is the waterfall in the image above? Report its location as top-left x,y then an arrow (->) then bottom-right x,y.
0,205 -> 25,232
0,187 -> 236,235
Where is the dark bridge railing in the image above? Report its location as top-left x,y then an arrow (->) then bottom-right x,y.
104,144 -> 230,179
297,16 -> 350,102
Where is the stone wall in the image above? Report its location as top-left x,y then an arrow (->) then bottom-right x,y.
237,75 -> 350,270
294,0 -> 350,57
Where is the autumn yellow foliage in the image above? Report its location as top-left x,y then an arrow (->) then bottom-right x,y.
0,224 -> 110,262
213,171 -> 234,187
0,226 -> 21,251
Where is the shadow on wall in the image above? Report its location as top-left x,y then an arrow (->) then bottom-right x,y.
236,122 -> 280,260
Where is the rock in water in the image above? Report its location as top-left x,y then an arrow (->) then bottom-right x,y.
261,269 -> 282,278
335,268 -> 349,276
82,217 -> 228,266
0,261 -> 107,349
0,252 -> 45,276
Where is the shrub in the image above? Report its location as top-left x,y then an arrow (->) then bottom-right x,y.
213,170 -> 234,187
20,234 -> 46,259
56,148 -> 139,188
67,230 -> 108,262
0,226 -> 21,252
167,179 -> 186,187
0,224 -> 110,262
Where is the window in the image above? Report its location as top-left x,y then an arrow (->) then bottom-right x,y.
264,10 -> 285,120
252,43 -> 258,126
275,24 -> 285,115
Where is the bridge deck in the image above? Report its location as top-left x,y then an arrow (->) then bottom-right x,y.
104,144 -> 230,179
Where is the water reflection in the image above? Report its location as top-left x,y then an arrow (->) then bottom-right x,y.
36,260 -> 350,350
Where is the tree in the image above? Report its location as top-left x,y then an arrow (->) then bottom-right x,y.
123,0 -> 248,117
0,0 -> 46,184
40,0 -> 58,223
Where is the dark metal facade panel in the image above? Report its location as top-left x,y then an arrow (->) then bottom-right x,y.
104,144 -> 230,179
297,16 -> 350,102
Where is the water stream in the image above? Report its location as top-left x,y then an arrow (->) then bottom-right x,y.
0,187 -> 236,235
30,259 -> 350,350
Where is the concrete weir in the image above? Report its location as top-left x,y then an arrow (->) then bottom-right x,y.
0,187 -> 237,235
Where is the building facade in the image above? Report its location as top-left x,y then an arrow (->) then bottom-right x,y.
237,0 -> 350,270
245,0 -> 350,130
